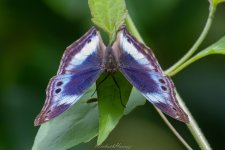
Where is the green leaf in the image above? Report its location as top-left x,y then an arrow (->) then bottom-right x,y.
97,72 -> 132,145
88,0 -> 127,42
124,88 -> 146,115
196,36 -> 225,56
169,36 -> 225,76
189,36 -> 225,61
32,86 -> 99,150
209,0 -> 225,6
88,1 -> 134,143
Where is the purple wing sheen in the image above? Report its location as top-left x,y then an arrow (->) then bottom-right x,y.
113,25 -> 189,123
35,27 -> 105,126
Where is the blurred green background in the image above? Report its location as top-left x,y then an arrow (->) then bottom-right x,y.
0,0 -> 225,149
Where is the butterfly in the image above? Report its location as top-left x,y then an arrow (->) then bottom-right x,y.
34,25 -> 189,126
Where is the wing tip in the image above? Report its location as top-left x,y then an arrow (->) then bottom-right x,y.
175,110 -> 189,123
118,24 -> 128,34
34,113 -> 48,126
169,106 -> 189,123
154,102 -> 189,123
34,117 -> 43,126
90,26 -> 97,34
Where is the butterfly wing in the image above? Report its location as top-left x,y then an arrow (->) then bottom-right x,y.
35,27 -> 105,125
113,25 -> 189,122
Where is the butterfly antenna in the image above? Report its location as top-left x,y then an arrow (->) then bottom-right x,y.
111,75 -> 126,108
91,73 -> 110,97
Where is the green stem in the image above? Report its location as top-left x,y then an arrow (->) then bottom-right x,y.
125,15 -> 144,43
167,50 -> 225,76
125,15 -> 192,149
156,108 -> 193,150
125,13 -> 212,149
168,56 -> 200,76
167,51 -> 209,76
165,6 -> 216,75
175,92 -> 211,150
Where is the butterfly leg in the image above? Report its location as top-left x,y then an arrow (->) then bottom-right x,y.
91,73 -> 110,97
111,75 -> 126,108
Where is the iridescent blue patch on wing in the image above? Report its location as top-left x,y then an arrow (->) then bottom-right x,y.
35,27 -> 104,126
113,25 -> 189,123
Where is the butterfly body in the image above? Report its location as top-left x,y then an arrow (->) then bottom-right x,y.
103,46 -> 119,73
35,25 -> 189,126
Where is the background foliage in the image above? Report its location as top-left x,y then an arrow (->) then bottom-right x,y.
0,0 -> 225,149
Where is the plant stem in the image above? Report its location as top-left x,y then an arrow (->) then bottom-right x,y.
165,6 -> 216,76
175,92 -> 211,150
126,13 -> 212,150
126,14 -> 192,150
170,47 -> 225,76
125,15 -> 144,43
166,50 -> 208,76
155,108 -> 193,150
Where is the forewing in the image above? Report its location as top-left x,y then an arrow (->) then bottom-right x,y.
113,25 -> 189,122
35,27 -> 104,125
57,27 -> 105,74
